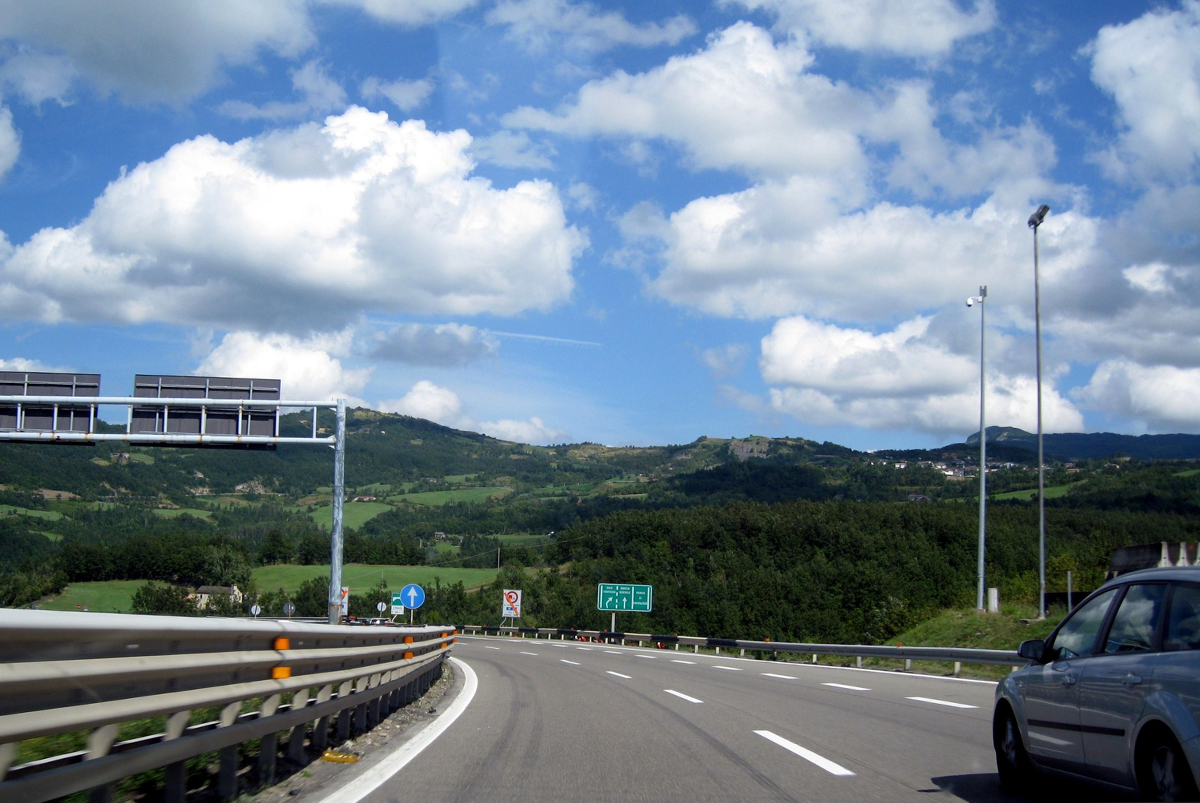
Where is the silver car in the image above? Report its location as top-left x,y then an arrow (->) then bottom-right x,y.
994,566 -> 1200,801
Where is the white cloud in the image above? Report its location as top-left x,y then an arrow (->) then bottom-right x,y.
761,315 -> 1084,436
0,107 -> 584,331
1087,1 -> 1200,182
470,130 -> 556,169
0,105 -> 17,178
369,323 -> 497,366
361,75 -> 434,112
649,185 -> 1081,323
726,0 -> 996,57
1078,359 -> 1200,431
479,415 -> 564,444
0,356 -> 58,372
315,0 -> 481,26
0,0 -> 314,103
218,60 -> 346,120
0,51 -> 75,104
380,379 -> 466,424
488,0 -> 696,53
701,344 -> 749,380
196,330 -> 372,402
505,22 -> 872,190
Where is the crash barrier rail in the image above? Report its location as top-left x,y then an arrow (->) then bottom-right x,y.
458,625 -> 1022,673
0,609 -> 457,802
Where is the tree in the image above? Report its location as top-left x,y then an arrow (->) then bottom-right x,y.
130,582 -> 198,616
259,529 -> 292,565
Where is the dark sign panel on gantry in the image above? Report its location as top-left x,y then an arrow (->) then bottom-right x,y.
131,375 -> 281,447
0,372 -> 100,433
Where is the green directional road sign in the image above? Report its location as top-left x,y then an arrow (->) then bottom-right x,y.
597,583 -> 653,612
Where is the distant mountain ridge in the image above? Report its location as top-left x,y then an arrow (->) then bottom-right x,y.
963,427 -> 1200,461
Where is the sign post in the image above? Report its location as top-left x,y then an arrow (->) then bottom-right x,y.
596,583 -> 653,634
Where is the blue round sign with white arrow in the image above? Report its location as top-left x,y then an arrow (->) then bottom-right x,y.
399,583 -> 425,609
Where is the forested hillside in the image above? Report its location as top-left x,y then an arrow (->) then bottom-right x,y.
1,408 -> 1198,645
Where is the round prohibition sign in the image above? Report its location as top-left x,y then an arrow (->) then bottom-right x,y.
504,590 -> 520,607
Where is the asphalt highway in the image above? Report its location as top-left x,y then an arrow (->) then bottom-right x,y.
344,636 -> 1046,803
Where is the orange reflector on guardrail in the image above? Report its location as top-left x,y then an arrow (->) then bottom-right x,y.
404,636 -> 414,644
404,651 -> 414,660
272,666 -> 291,679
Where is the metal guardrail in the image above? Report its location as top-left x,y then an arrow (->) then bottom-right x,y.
0,609 -> 457,802
457,625 -> 1022,671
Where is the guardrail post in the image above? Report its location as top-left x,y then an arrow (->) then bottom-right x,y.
89,785 -> 113,803
258,731 -> 278,786
288,723 -> 308,764
337,708 -> 352,742
313,716 -> 330,752
165,761 -> 187,803
217,746 -> 238,800
355,703 -> 367,734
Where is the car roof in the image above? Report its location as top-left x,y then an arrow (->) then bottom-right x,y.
1105,565 -> 1200,585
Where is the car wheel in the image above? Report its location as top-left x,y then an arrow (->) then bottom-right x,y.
1138,731 -> 1199,802
994,705 -> 1033,793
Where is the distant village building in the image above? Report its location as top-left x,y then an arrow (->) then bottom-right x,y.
192,585 -> 243,607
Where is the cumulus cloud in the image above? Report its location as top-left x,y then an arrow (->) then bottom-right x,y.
1078,359 -> 1200,431
0,51 -> 75,104
360,75 -> 434,112
505,22 -> 872,191
369,323 -> 497,366
218,60 -> 347,120
760,315 -> 1084,436
0,105 -> 17,178
380,379 -> 565,443
0,356 -> 59,372
315,0 -> 481,26
0,107 -> 584,332
470,130 -> 556,170
0,0 -> 314,103
648,185 -> 1090,324
380,379 -> 466,424
479,415 -> 564,444
487,0 -> 696,53
1087,1 -> 1200,182
726,0 -> 996,57
196,330 -> 372,402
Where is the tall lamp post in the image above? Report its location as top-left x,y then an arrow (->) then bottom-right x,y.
1028,204 -> 1050,618
967,286 -> 987,610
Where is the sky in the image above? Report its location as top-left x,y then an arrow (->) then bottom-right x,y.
1,1 -> 1199,451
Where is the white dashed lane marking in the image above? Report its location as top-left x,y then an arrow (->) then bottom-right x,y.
672,660 -> 697,665
823,683 -> 871,691
906,697 -> 978,709
519,651 -> 538,656
664,690 -> 703,704
607,671 -> 632,679
762,673 -> 796,680
560,660 -> 581,666
713,666 -> 742,671
756,730 -> 856,776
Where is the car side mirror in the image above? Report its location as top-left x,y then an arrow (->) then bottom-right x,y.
1017,639 -> 1045,662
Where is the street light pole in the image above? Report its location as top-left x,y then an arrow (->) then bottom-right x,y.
968,286 -> 987,610
1028,204 -> 1050,618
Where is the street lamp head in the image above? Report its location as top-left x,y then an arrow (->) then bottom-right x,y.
966,297 -> 975,307
1028,204 -> 1050,229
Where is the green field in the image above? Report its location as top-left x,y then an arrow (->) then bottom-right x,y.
253,563 -> 499,592
40,581 -> 148,613
151,508 -> 213,519
307,501 -> 393,530
992,483 -> 1074,501
0,505 -> 62,521
387,487 -> 511,506
38,564 -> 500,613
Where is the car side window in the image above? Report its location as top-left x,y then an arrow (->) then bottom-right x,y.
1049,588 -> 1118,660
1103,584 -> 1166,654
1164,583 -> 1200,652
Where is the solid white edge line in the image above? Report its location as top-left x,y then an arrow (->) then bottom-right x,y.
755,730 -> 856,776
664,689 -> 703,704
607,671 -> 632,679
906,696 -> 978,709
317,657 -> 478,803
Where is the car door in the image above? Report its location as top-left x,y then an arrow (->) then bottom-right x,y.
1021,587 -> 1120,772
1078,582 -> 1168,785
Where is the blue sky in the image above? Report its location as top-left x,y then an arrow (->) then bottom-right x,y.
1,1 -> 1199,451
